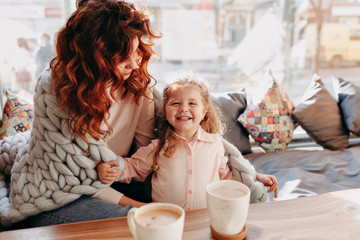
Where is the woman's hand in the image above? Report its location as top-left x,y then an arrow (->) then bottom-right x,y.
97,160 -> 119,184
118,196 -> 149,208
256,173 -> 279,198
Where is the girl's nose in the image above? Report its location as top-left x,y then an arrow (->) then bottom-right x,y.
179,104 -> 188,112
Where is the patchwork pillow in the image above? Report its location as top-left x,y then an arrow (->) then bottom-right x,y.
293,74 -> 349,150
333,77 -> 360,136
0,91 -> 34,139
238,70 -> 296,152
211,89 -> 252,155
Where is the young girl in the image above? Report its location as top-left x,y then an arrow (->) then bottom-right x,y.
97,72 -> 278,209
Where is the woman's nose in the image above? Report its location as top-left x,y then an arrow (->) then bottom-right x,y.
125,57 -> 139,70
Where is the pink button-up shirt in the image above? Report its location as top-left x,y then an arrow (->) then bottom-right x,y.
117,127 -> 235,209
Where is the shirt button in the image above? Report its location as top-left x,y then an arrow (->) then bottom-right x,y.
187,169 -> 192,174
188,190 -> 192,194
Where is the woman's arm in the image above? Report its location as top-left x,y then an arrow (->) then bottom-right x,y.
92,187 -> 124,205
217,138 -> 236,180
134,87 -> 155,149
220,156 -> 237,180
92,187 -> 147,207
118,195 -> 147,208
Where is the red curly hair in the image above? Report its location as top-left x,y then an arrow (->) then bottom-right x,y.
50,0 -> 160,142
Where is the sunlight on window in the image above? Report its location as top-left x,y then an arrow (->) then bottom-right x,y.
0,0 -> 359,106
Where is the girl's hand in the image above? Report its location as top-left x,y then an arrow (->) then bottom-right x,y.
97,160 -> 119,184
256,173 -> 279,198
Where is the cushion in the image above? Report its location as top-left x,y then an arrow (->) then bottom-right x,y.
238,70 -> 296,152
211,89 -> 252,155
333,77 -> 360,136
293,74 -> 349,150
0,91 -> 34,139
153,86 -> 163,136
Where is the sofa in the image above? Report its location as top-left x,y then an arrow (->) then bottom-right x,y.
0,70 -> 359,230
248,139 -> 360,201
211,70 -> 360,202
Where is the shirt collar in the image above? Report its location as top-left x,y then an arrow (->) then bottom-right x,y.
171,126 -> 218,143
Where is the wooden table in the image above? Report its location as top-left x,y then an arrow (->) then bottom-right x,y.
1,188 -> 360,239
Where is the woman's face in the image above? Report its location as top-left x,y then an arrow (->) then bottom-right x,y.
117,38 -> 140,80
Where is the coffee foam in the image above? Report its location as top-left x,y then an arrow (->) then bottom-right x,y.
136,207 -> 181,228
210,187 -> 246,199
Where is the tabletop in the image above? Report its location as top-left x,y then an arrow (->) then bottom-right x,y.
1,188 -> 360,239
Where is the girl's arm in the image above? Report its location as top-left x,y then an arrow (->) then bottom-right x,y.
97,140 -> 157,184
256,173 -> 279,198
97,161 -> 119,184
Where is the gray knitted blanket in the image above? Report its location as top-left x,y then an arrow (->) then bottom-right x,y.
0,73 -> 267,225
0,71 -> 125,225
222,138 -> 268,203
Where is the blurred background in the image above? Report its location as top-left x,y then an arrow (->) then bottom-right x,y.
0,0 -> 359,105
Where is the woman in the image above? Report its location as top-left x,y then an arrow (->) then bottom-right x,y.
48,0 -> 159,208
0,0 -> 160,227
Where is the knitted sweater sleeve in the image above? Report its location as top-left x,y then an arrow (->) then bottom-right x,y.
92,187 -> 124,204
222,137 -> 268,203
0,71 -> 126,225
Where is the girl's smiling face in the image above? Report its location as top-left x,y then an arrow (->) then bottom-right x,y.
164,85 -> 207,140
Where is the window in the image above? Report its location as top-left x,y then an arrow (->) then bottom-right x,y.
350,29 -> 360,40
1,0 -> 360,106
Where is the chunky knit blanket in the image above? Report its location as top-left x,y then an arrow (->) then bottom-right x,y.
0,71 -> 125,225
0,73 -> 267,225
222,138 -> 268,203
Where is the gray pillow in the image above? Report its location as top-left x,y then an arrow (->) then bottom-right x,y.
153,86 -> 164,137
211,89 -> 252,154
333,77 -> 360,136
293,74 -> 349,150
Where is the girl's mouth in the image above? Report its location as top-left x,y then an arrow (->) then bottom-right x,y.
176,116 -> 192,120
